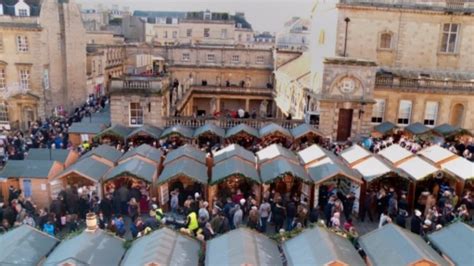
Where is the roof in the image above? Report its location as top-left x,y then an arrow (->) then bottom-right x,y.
359,224 -> 449,266
96,124 -> 132,139
25,148 -> 71,163
260,157 -> 310,184
120,144 -> 162,165
276,53 -> 311,83
378,144 -> 413,164
212,157 -> 260,184
43,229 -> 125,266
298,144 -> 326,165
340,145 -> 371,165
205,228 -> 282,266
352,156 -> 393,183
0,225 -> 59,265
427,222 -> 474,266
59,157 -> 111,182
373,121 -> 397,134
290,123 -> 324,140
441,157 -> 474,181
283,227 -> 365,266
193,123 -> 225,139
105,158 -> 156,183
405,122 -> 431,135
433,123 -> 459,136
161,124 -> 194,139
257,143 -> 298,164
82,145 -> 123,163
159,158 -> 208,184
213,144 -> 256,165
164,144 -> 207,165
133,10 -> 186,18
259,123 -> 292,139
397,157 -> 438,181
68,122 -> 106,134
308,150 -> 362,184
127,124 -> 163,140
121,227 -> 200,266
225,123 -> 259,139
0,160 -> 56,179
418,145 -> 456,164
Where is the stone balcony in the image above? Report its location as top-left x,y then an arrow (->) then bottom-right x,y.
164,116 -> 306,129
109,76 -> 170,95
375,76 -> 474,94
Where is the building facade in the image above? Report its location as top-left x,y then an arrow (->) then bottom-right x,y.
276,17 -> 311,51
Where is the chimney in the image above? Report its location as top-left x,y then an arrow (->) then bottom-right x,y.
85,212 -> 98,232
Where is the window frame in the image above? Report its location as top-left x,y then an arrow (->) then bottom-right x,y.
16,35 -> 29,53
186,28 -> 192,37
423,101 -> 439,127
371,98 -> 386,124
440,23 -> 460,54
231,55 -> 240,64
207,53 -> 215,62
379,32 -> 393,50
0,67 -> 6,90
256,56 -> 265,64
129,102 -> 144,127
397,100 -> 412,126
204,28 -> 210,38
0,103 -> 8,123
18,9 -> 28,17
43,68 -> 50,90
182,53 -> 190,62
18,68 -> 30,90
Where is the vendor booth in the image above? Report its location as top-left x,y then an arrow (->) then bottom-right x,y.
95,124 -> 132,146
81,144 -> 123,167
427,222 -> 474,266
68,122 -> 106,147
193,123 -> 225,148
25,148 -> 80,168
290,123 -> 325,148
340,145 -> 372,167
257,143 -> 299,165
119,144 -> 163,166
440,156 -> 474,195
403,122 -> 434,142
160,125 -> 194,147
371,121 -> 397,138
259,122 -> 293,148
225,123 -> 260,148
163,144 -> 208,166
126,125 -> 163,146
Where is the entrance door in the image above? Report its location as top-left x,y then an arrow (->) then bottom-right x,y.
337,109 -> 353,141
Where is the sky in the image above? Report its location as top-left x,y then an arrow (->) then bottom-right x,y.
77,0 -> 315,33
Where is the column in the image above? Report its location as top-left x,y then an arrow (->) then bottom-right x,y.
216,97 -> 221,113
245,99 -> 250,111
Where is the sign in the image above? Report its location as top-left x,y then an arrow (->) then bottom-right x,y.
350,182 -> 361,214
81,134 -> 90,142
50,179 -> 64,199
40,184 -> 47,191
160,183 -> 169,205
313,185 -> 319,208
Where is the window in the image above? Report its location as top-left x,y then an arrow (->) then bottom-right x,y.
424,101 -> 438,126
16,35 -> 28,52
232,55 -> 240,63
172,31 -> 177,39
43,68 -> 49,90
182,53 -> 190,62
204,28 -> 210,38
0,34 -> 3,53
397,100 -> 412,125
379,32 -> 392,49
129,102 -> 143,126
238,34 -> 242,42
186,29 -> 192,37
440,23 -> 459,53
92,60 -> 96,74
207,54 -> 215,62
371,99 -> 385,123
18,9 -> 28,17
19,68 -> 30,90
221,29 -> 227,39
246,34 -> 251,42
0,67 -> 5,89
256,56 -> 264,64
23,179 -> 32,197
0,103 -> 8,123
98,60 -> 103,75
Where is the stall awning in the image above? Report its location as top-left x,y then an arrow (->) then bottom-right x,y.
127,124 -> 163,140
121,227 -> 200,266
95,124 -> 132,140
404,122 -> 431,135
205,228 -> 282,266
373,121 -> 397,134
308,151 -> 362,185
290,123 -> 324,140
259,122 -> 293,139
260,157 -> 310,184
433,123 -> 459,136
0,160 -> 57,179
257,143 -> 299,164
441,157 -> 474,181
57,157 -> 111,182
120,144 -> 162,165
193,123 -> 225,139
225,123 -> 259,139
397,157 -> 438,181
68,122 -> 106,134
160,125 -> 194,139
163,144 -> 207,165
427,222 -> 474,266
359,224 -> 449,266
82,145 -> 123,164
298,144 -> 326,165
340,145 -> 371,165
0,225 -> 59,265
213,144 -> 256,165
105,157 -> 156,183
418,145 -> 456,164
283,227 -> 365,266
378,144 -> 413,164
212,157 -> 260,184
353,156 -> 393,183
159,158 -> 208,185
25,148 -> 72,164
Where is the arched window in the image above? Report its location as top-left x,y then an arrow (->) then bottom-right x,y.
450,103 -> 464,127
379,32 -> 392,49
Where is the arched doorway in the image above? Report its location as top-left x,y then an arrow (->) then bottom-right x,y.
450,103 -> 464,127
22,106 -> 35,130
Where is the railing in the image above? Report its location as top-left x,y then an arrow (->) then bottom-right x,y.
109,77 -> 169,92
375,76 -> 474,92
164,116 -> 306,129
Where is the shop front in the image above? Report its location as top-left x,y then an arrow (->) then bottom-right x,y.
290,123 -> 325,148
95,124 -> 132,146
160,125 -> 194,148
193,124 -> 225,149
225,124 -> 260,149
126,125 -> 163,146
259,123 -> 293,148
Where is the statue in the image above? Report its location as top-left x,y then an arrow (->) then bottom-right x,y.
210,97 -> 217,115
259,100 -> 268,118
246,76 -> 252,88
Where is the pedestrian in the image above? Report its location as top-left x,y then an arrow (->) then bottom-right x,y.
186,209 -> 199,235
410,209 -> 423,235
232,204 -> 243,228
330,212 -> 341,229
378,210 -> 391,228
128,198 -> 140,222
259,199 -> 271,233
247,206 -> 260,230
272,199 -> 286,233
199,201 -> 210,222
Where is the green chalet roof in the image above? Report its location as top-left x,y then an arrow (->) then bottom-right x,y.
161,125 -> 194,139
225,123 -> 259,138
433,123 -> 459,136
68,122 -> 106,134
59,157 -> 111,182
307,151 -> 362,185
283,227 -> 365,266
405,122 -> 431,135
257,143 -> 299,164
105,158 -> 157,183
290,123 -> 324,139
427,222 -> 474,266
259,122 -> 292,139
212,157 -> 260,184
163,144 -> 207,165
82,145 -> 123,163
120,144 -> 162,165
260,157 -> 310,184
121,227 -> 201,266
43,229 -> 125,266
373,121 -> 397,134
206,228 -> 282,266
159,158 -> 208,185
213,144 -> 256,165
96,124 -> 132,140
25,148 -> 71,164
0,225 -> 59,265
193,123 -> 225,139
359,224 -> 449,266
0,160 -> 56,179
127,124 -> 163,140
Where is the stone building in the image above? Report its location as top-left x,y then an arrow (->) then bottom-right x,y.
274,0 -> 474,141
0,0 -> 87,130
276,17 -> 311,51
86,47 -> 106,96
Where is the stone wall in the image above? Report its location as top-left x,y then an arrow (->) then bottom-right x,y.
110,94 -> 164,127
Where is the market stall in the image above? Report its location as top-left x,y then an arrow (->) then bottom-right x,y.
126,124 -> 163,146
224,123 -> 260,148
25,148 -> 80,168
290,123 -> 325,147
193,123 -> 225,148
427,222 -> 474,266
81,144 -> 123,167
440,156 -> 474,195
371,121 -> 397,138
94,124 -> 132,146
119,144 -> 163,167
160,125 -> 194,147
257,143 -> 299,165
68,122 -> 106,147
259,122 -> 293,148
340,144 -> 372,167
163,144 -> 208,167
212,143 -> 256,165
403,122 -> 435,142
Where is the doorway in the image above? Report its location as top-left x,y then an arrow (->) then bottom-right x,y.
337,109 -> 353,142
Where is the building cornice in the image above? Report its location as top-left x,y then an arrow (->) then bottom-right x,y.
337,3 -> 474,16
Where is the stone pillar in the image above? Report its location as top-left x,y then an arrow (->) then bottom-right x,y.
245,99 -> 250,111
216,97 -> 221,112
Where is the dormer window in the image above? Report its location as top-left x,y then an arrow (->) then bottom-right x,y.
15,0 -> 30,17
18,9 -> 28,17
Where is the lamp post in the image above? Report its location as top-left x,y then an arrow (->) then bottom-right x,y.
343,17 -> 351,57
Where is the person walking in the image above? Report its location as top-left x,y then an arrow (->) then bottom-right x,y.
259,199 -> 271,233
